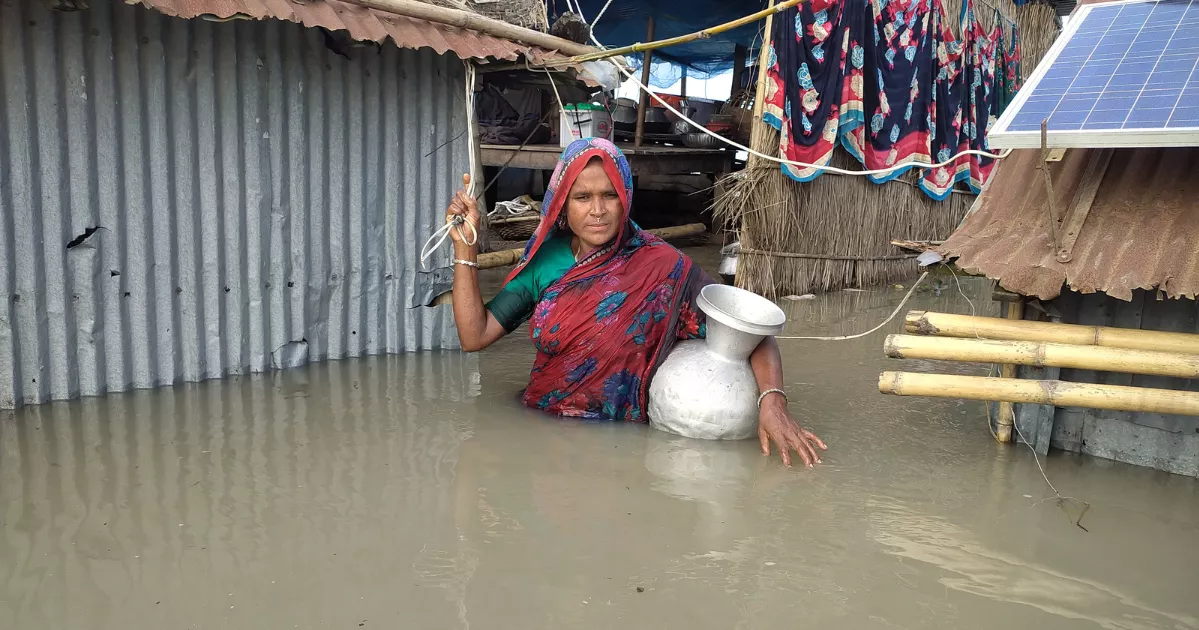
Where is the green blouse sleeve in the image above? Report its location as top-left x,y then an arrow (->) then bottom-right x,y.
485,235 -> 575,333
486,268 -> 539,333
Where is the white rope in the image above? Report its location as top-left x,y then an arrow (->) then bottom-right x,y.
464,60 -> 480,200
538,59 -> 572,121
420,61 -> 480,270
419,217 -> 478,270
490,197 -> 535,216
775,272 -> 929,341
580,18 -> 1011,176
590,0 -> 615,27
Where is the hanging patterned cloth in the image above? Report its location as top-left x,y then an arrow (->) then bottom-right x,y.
762,0 -> 1006,200
843,0 -> 939,183
922,0 -> 998,198
762,0 -> 859,181
996,16 -> 1023,113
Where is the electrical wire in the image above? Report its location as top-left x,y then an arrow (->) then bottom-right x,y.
775,272 -> 929,341
605,57 -> 1011,174
581,7 -> 1012,176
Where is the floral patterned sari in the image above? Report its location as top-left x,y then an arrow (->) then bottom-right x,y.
500,138 -> 714,421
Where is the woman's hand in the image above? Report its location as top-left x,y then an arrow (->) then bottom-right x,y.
758,396 -> 827,468
446,173 -> 480,247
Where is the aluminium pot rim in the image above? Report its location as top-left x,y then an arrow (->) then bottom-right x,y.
697,284 -> 786,337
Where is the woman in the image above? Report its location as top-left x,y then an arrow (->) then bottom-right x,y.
446,138 -> 826,468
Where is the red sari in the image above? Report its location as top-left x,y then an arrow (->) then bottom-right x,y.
500,138 -> 714,421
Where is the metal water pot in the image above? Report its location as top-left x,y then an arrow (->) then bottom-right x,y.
648,284 -> 786,440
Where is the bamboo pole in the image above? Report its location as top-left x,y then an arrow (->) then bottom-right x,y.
548,0 -> 803,66
478,248 -> 525,270
884,334 -> 1199,379
747,0 -> 777,170
476,222 -> 707,270
878,372 -> 1199,417
905,311 -> 1199,355
732,45 -> 748,95
339,0 -> 597,56
635,16 -> 656,147
994,300 -> 1024,443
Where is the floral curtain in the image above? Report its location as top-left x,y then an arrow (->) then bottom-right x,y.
762,0 -> 1021,200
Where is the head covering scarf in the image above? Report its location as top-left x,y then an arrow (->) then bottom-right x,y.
502,138 -> 715,422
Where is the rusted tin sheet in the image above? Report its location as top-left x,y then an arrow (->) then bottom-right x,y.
940,147 -> 1199,301
131,0 -> 568,63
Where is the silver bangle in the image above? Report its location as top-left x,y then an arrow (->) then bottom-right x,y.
453,258 -> 479,268
757,388 -> 787,409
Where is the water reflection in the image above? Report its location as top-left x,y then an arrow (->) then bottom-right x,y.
0,352 -> 481,629
1,273 -> 1197,630
870,500 -> 1199,630
643,434 -> 759,540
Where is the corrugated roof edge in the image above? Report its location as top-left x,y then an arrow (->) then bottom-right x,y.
939,147 -> 1199,303
128,0 -> 575,66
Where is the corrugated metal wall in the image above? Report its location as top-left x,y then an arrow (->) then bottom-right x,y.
0,0 -> 467,409
1014,290 -> 1199,477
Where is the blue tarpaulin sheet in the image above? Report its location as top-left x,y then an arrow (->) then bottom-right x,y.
550,0 -> 766,86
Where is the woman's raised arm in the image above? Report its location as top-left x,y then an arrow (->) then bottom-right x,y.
446,175 -> 508,352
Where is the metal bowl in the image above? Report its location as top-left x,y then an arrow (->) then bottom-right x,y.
680,132 -> 724,149
671,119 -> 695,136
611,98 -> 638,125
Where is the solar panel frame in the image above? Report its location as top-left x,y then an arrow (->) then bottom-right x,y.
989,0 -> 1199,149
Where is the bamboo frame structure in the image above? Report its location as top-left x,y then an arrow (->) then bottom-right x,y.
994,300 -> 1023,442
340,0 -> 596,56
884,334 -> 1199,379
635,16 -> 656,147
749,0 -> 777,151
905,311 -> 1199,355
879,372 -> 1199,416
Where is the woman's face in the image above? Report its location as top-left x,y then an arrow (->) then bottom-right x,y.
565,159 -> 623,251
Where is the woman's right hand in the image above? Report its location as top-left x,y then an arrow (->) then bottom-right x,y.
446,173 -> 480,248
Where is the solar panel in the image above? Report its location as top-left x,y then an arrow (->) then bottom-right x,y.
989,0 -> 1199,149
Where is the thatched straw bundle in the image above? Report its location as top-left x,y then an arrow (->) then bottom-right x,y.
714,126 -> 973,298
1014,1 -> 1061,75
416,0 -> 550,32
716,0 -> 1060,297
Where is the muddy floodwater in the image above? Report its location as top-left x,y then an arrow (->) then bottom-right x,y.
2,245 -> 1197,629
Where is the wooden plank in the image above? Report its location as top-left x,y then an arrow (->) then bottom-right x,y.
635,16 -> 655,147
991,285 -> 1023,303
480,146 -> 733,177
1128,291 -> 1199,435
731,45 -> 748,95
626,154 -> 733,177
1056,148 -> 1113,263
479,147 -> 561,171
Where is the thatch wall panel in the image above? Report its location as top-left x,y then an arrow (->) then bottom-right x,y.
719,0 -> 1060,297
